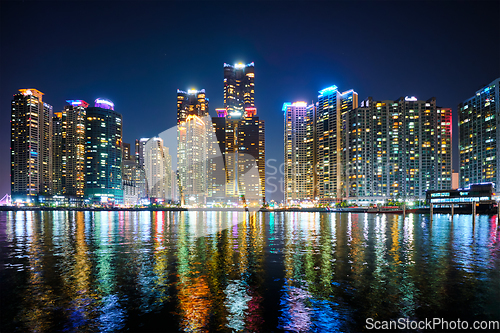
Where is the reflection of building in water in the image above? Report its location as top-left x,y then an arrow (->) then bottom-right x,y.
144,137 -> 172,201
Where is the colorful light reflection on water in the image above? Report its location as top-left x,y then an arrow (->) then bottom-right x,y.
0,211 -> 499,332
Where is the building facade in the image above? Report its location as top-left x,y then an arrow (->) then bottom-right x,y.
52,100 -> 87,198
10,89 -> 52,200
315,86 -> 359,202
84,99 -> 123,204
284,88 -> 452,204
283,102 -> 309,204
207,62 -> 265,206
178,115 -> 207,205
223,62 -> 255,116
177,89 -> 209,123
459,78 -> 500,188
144,137 -> 172,200
344,96 -> 452,203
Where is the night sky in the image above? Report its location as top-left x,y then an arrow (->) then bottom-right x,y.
1,1 -> 499,202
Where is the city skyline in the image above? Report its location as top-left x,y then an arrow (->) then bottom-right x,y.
1,1 -> 499,201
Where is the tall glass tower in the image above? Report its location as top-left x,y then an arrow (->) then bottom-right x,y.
10,89 -> 53,201
84,98 -> 123,204
52,100 -> 87,198
459,78 -> 500,188
223,62 -> 255,118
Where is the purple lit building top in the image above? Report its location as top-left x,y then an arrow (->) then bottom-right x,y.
66,100 -> 89,108
94,98 -> 114,110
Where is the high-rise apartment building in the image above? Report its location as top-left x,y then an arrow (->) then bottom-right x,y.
84,98 -> 123,204
223,62 -> 255,116
11,89 -> 52,200
344,96 -> 452,203
144,137 -> 172,200
177,88 -> 211,205
283,102 -> 309,203
314,86 -> 358,202
285,87 -> 451,204
52,100 -> 87,198
178,115 -> 207,205
459,78 -> 500,188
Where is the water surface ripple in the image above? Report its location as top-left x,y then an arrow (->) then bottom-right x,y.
0,211 -> 499,332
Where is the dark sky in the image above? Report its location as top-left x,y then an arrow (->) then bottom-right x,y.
1,1 -> 499,202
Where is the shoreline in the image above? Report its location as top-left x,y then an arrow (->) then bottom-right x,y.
0,206 -> 498,215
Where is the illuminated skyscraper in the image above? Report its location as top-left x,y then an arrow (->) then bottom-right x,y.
223,62 -> 255,116
10,89 -> 52,200
84,98 -> 123,204
459,78 -> 500,188
177,89 -> 209,123
178,115 -> 207,205
52,100 -> 87,198
208,62 -> 264,205
314,86 -> 358,202
283,102 -> 310,203
144,137 -> 172,200
345,96 -> 452,203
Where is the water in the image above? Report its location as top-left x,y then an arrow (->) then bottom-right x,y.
1,211 -> 499,332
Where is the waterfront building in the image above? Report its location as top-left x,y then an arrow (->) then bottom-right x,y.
285,87 -> 451,204
223,62 -> 255,116
144,137 -> 172,200
52,112 -> 63,195
458,78 -> 500,188
283,102 -> 309,204
10,89 -> 53,201
314,86 -> 358,202
344,96 -> 452,203
84,98 -> 123,204
178,115 -> 207,205
51,100 -> 87,199
207,62 -> 264,206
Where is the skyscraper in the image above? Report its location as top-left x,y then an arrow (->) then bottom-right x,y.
315,86 -> 358,202
283,102 -> 309,204
177,88 -> 211,205
344,96 -> 452,203
84,98 -> 123,204
144,137 -> 172,200
11,89 -> 52,200
223,62 -> 255,116
135,138 -> 149,167
178,115 -> 207,205
459,78 -> 500,188
210,62 -> 265,205
52,100 -> 87,198
177,89 -> 209,123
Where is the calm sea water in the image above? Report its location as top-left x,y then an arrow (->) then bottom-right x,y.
0,211 -> 499,332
